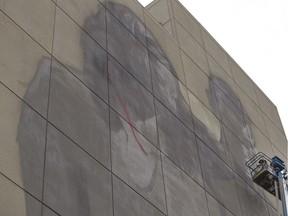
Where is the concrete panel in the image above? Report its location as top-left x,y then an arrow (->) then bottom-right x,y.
109,57 -> 157,146
53,8 -> 84,71
0,84 -> 46,199
171,0 -> 203,45
107,11 -> 152,91
48,60 -> 110,168
110,110 -> 166,213
255,86 -> 285,134
146,0 -> 174,37
235,174 -> 270,216
0,12 -> 50,117
1,1 -> 286,215
188,91 -> 231,164
155,100 -> 203,185
56,0 -> 106,48
145,12 -> 185,83
248,119 -> 274,158
272,145 -> 287,164
263,114 -> 287,155
0,0 -> 55,52
43,206 -> 60,216
176,21 -> 210,75
230,59 -> 258,105
198,139 -> 242,216
150,54 -> 193,130
44,124 -> 112,216
224,126 -> 260,192
206,193 -> 234,216
208,55 -> 239,108
238,86 -> 268,136
201,28 -> 232,76
113,175 -> 165,216
267,204 -> 283,216
106,0 -> 147,45
146,0 -> 170,26
181,50 -> 217,114
0,175 -> 41,216
53,8 -> 108,101
214,84 -> 253,148
162,155 -> 210,216
162,20 -> 173,35
263,189 -> 283,216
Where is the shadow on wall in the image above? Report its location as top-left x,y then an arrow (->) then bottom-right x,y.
17,1 -> 255,215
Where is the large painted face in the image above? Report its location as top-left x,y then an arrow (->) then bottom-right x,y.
206,76 -> 255,184
209,75 -> 254,145
81,1 -> 255,189
17,2 -> 256,215
82,2 -> 162,191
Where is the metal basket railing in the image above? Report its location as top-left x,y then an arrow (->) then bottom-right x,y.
245,152 -> 272,179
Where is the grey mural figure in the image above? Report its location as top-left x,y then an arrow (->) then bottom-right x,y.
104,2 -> 160,193
17,4 -> 110,216
17,1 -> 255,215
16,2 -> 162,215
152,45 -> 256,215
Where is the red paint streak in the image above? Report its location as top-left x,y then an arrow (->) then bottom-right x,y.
108,67 -> 148,156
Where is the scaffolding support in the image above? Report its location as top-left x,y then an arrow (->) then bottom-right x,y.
279,171 -> 288,216
275,180 -> 280,216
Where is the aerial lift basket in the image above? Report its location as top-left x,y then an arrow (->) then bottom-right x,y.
245,152 -> 281,199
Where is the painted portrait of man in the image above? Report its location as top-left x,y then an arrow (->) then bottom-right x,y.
16,1 -> 256,215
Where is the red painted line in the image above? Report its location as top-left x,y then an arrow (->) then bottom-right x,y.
108,68 -> 148,156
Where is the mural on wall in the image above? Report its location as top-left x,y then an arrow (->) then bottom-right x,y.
16,1 -> 257,215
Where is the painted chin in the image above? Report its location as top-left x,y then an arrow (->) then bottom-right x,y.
123,146 -> 154,188
114,121 -> 155,188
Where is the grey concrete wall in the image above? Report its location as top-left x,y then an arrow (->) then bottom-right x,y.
146,0 -> 175,36
0,0 -> 286,215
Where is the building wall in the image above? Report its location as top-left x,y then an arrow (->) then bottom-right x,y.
0,0 -> 286,215
146,0 -> 176,36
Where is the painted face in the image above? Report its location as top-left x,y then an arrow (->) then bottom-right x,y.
107,3 -> 160,191
82,2 -> 161,191
18,2 -> 256,215
85,2 -> 255,190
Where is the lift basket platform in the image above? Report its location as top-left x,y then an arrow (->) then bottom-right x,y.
245,152 -> 281,199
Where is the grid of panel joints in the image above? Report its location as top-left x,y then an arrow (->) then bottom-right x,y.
0,0 -> 284,215
171,0 -> 286,159
173,2 -> 285,214
172,3 -> 284,214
